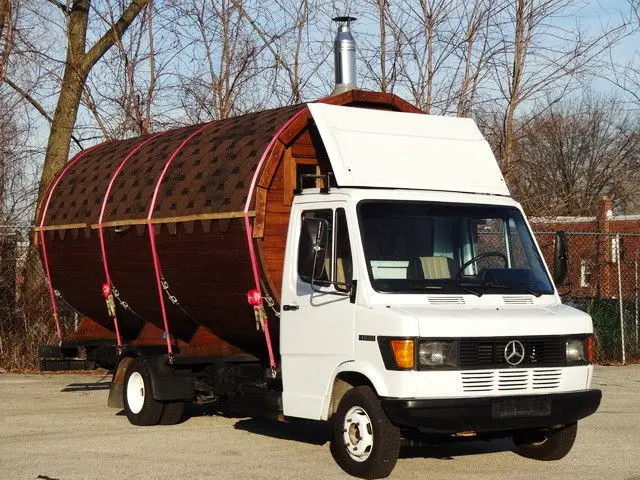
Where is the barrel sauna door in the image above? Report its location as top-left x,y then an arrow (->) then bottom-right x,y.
280,201 -> 356,420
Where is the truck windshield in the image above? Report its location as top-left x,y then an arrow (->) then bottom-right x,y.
358,201 -> 554,296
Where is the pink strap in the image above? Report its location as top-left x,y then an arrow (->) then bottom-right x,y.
146,123 -> 214,355
243,108 -> 308,369
38,142 -> 110,341
97,133 -> 166,347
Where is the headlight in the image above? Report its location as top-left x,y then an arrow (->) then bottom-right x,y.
418,341 -> 458,368
566,338 -> 587,363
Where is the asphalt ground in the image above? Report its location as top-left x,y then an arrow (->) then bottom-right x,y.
1,365 -> 639,480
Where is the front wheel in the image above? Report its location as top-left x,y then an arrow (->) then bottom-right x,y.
513,422 -> 578,461
330,386 -> 401,479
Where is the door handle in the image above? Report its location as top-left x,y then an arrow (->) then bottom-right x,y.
282,304 -> 299,311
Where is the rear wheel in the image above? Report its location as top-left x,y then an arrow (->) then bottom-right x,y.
330,386 -> 401,479
159,400 -> 186,425
123,358 -> 164,426
513,422 -> 578,461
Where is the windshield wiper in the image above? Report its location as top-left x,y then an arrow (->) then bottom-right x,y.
476,281 -> 544,298
457,284 -> 482,297
401,285 -> 444,292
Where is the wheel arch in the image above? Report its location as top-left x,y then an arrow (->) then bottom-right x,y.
323,361 -> 390,420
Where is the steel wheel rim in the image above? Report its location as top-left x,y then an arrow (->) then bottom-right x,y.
343,405 -> 374,462
126,371 -> 145,414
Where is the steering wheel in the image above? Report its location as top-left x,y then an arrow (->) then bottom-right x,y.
457,251 -> 508,278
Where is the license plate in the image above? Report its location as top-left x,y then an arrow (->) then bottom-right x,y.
491,397 -> 551,419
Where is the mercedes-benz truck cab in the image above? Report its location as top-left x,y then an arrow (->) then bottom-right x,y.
279,104 -> 601,478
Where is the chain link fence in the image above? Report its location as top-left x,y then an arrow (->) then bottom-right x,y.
535,230 -> 640,364
0,224 -> 81,370
1,222 -> 639,368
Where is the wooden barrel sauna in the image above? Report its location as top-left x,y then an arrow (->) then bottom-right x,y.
37,90 -> 421,360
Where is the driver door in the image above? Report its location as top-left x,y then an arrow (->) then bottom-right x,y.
280,202 -> 356,420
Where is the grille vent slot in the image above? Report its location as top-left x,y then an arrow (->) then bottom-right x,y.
427,296 -> 465,305
503,295 -> 534,305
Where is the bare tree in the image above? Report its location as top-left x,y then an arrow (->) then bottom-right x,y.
83,0 -> 171,138
30,0 -> 149,201
491,0 -> 620,187
508,96 -> 640,217
169,0 -> 266,122
360,0 -> 500,115
604,1 -> 640,112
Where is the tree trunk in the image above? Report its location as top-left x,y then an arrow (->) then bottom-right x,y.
502,0 -> 527,189
39,73 -> 86,200
24,0 -> 148,337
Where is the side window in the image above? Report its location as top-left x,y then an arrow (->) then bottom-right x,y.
298,209 -> 333,284
335,208 -> 353,291
297,208 -> 353,291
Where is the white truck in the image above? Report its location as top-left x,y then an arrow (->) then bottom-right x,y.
278,103 -> 601,477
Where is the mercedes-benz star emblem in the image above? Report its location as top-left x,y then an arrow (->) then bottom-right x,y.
504,340 -> 526,366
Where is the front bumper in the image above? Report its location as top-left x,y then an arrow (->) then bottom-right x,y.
381,389 -> 601,434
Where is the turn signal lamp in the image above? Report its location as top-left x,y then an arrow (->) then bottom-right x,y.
390,339 -> 414,369
587,335 -> 594,363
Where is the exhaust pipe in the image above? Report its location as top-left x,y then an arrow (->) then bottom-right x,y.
331,16 -> 357,95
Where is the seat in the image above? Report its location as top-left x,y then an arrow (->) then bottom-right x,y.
420,256 -> 457,279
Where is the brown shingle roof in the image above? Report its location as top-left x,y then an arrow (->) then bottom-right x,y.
43,104 -> 304,227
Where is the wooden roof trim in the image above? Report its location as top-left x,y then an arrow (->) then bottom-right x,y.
34,211 -> 255,231
257,139 -> 286,190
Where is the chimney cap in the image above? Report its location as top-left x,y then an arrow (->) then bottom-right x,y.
333,16 -> 356,23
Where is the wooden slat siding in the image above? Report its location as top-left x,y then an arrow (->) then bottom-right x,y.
290,144 -> 317,158
261,157 -> 290,300
255,239 -> 280,306
283,148 -> 296,206
45,229 -> 146,339
155,220 -> 269,354
253,187 -> 268,238
257,140 -> 285,190
103,225 -> 186,337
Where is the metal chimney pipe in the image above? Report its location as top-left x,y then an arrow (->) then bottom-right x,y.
331,16 -> 357,95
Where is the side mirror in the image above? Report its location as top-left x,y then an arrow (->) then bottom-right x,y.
298,217 -> 329,283
553,230 -> 568,285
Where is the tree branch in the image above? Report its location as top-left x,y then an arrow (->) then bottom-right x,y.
4,77 -> 84,150
82,0 -> 148,72
44,0 -> 71,14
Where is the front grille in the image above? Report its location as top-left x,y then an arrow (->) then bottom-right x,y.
461,368 -> 563,393
459,336 -> 566,369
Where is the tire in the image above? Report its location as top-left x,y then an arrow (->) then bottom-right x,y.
159,400 -> 186,425
123,358 -> 164,426
513,422 -> 578,461
330,386 -> 401,479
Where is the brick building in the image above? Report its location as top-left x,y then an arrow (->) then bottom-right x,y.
531,197 -> 640,302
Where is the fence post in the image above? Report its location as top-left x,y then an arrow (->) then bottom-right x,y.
616,234 -> 625,364
635,255 -> 638,350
